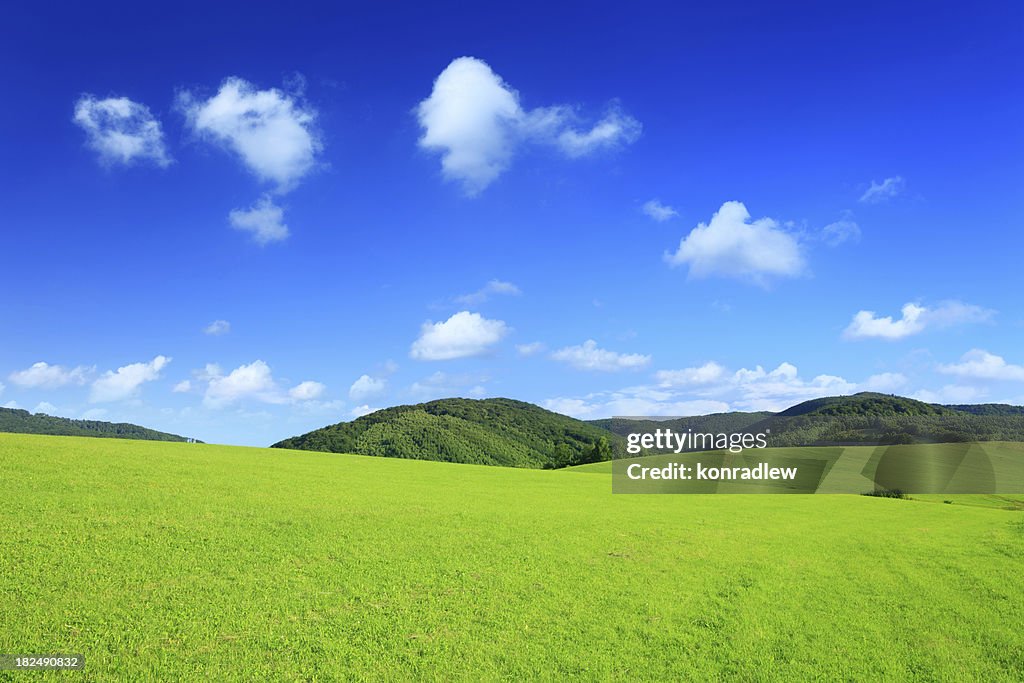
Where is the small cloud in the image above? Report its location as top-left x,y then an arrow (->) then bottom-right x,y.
172,380 -> 192,393
455,279 -> 522,306
408,371 -> 488,400
80,408 -> 109,420
9,362 -> 91,389
204,320 -> 231,336
33,401 -> 59,415
912,384 -> 987,404
550,340 -> 650,372
90,355 -> 170,403
859,176 -> 905,204
860,372 -> 908,392
179,76 -> 321,191
937,350 -> 1024,381
821,218 -> 861,246
655,362 -> 726,387
642,199 -> 678,222
410,311 -> 509,361
229,196 -> 289,245
516,342 -> 546,357
289,380 -> 326,401
349,374 -> 387,401
73,95 -> 171,167
843,301 -> 993,340
3,400 -> 19,409
665,201 -> 804,285
350,404 -> 375,418
555,105 -> 641,158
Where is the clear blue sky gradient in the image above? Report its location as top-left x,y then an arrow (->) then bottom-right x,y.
2,1 -> 1022,445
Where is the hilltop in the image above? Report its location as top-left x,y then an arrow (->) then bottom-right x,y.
272,397 -> 624,468
0,406 -> 194,443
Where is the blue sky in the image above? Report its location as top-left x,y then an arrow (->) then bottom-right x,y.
2,1 -> 1022,445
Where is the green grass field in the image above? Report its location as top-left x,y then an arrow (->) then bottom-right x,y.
2,433 -> 1023,680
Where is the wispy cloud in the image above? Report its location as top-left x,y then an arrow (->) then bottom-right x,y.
73,95 -> 171,167
859,176 -> 905,203
642,199 -> 678,222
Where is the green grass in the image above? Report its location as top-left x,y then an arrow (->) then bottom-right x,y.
2,433 -> 1023,680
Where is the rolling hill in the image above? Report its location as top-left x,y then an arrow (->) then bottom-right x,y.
0,406 -> 194,442
272,397 -> 625,467
275,393 -> 1024,467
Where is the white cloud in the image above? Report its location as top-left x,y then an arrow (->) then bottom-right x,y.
410,311 -> 508,361
9,362 -> 90,389
860,372 -> 908,392
555,106 -> 641,157
550,339 -> 650,372
204,320 -> 231,336
455,279 -> 522,306
844,303 -> 926,340
172,380 -> 192,393
289,381 -> 326,401
547,359 -> 865,418
203,360 -> 280,407
860,176 -> 905,203
349,374 -> 387,401
228,196 -> 289,245
179,77 -> 321,191
199,360 -> 327,407
90,355 -> 170,403
844,301 -> 993,340
937,350 -> 1024,381
655,362 -> 726,387
516,342 -> 546,357
33,401 -> 59,415
821,219 -> 861,246
416,57 -> 639,194
912,385 -> 987,404
665,201 -> 804,284
408,371 -> 489,401
3,400 -> 17,409
80,408 -> 109,420
73,95 -> 171,167
350,404 -> 375,418
642,199 -> 678,222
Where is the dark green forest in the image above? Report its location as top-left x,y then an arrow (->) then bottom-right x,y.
0,407 -> 192,442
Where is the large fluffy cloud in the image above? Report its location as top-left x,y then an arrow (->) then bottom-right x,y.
73,95 -> 171,167
665,201 -> 804,284
843,301 -> 993,340
228,196 -> 290,245
9,362 -> 91,389
179,77 -> 321,191
416,57 -> 640,194
90,355 -> 170,403
550,340 -> 650,372
410,311 -> 508,361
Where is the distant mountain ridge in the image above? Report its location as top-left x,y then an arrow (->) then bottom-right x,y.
0,407 -> 194,443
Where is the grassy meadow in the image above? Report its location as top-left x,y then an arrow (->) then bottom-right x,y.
2,433 -> 1023,680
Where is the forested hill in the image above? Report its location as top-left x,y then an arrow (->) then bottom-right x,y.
0,407 -> 194,442
592,393 -> 1024,448
272,398 -> 625,468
